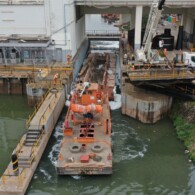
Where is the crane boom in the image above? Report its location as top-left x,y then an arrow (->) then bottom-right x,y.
136,0 -> 166,62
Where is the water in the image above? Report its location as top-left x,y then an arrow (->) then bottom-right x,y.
24,108 -> 194,195
0,95 -> 33,176
1,15 -> 195,195
1,101 -> 193,195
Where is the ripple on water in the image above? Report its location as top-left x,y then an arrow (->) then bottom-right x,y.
112,123 -> 148,163
48,122 -> 63,166
39,168 -> 52,180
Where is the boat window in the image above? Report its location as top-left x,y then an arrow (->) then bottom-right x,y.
88,129 -> 94,133
191,56 -> 195,63
87,134 -> 94,137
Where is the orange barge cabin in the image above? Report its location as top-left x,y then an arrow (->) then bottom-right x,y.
56,82 -> 112,175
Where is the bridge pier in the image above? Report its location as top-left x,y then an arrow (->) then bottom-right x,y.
121,83 -> 172,124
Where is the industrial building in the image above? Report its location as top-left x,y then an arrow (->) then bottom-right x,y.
0,0 -> 195,66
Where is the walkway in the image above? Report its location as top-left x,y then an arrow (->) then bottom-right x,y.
0,89 -> 65,195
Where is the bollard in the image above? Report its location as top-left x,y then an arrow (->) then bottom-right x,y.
11,153 -> 19,176
2,175 -> 5,186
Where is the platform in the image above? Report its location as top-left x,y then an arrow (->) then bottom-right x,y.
0,89 -> 65,195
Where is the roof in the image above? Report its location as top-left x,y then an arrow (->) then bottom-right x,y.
0,37 -> 50,47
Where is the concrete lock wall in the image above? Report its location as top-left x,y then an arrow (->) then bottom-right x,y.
0,78 -> 27,95
122,84 -> 173,123
44,90 -> 65,132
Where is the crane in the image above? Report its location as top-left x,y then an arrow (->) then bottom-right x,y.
136,0 -> 166,62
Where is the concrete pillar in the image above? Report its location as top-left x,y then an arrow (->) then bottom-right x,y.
44,0 -> 51,37
134,6 -> 143,50
2,48 -> 7,66
7,78 -> 11,95
130,8 -> 135,30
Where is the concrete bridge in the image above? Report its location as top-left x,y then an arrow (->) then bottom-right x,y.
86,30 -> 121,41
74,0 -> 195,50
75,0 -> 195,7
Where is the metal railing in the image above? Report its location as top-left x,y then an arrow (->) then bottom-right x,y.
86,30 -> 121,37
128,68 -> 195,81
75,0 -> 195,7
26,89 -> 50,129
24,59 -> 48,66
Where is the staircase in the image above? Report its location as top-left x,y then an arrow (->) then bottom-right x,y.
17,128 -> 44,168
24,129 -> 42,146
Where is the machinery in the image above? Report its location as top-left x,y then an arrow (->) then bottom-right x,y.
136,0 -> 166,62
183,52 -> 195,69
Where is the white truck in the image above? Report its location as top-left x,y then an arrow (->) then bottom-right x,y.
183,52 -> 195,69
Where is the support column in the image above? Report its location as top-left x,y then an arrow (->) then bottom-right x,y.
134,6 -> 143,50
2,48 -> 7,66
7,78 -> 11,95
44,0 -> 51,37
130,8 -> 135,30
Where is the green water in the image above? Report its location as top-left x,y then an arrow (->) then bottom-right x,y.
0,96 -> 195,195
0,95 -> 33,176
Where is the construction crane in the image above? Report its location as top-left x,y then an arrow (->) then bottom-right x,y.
136,0 -> 166,62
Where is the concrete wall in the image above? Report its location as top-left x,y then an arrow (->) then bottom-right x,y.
48,0 -> 86,61
0,5 -> 46,36
72,38 -> 89,81
44,90 -> 65,133
0,78 -> 27,95
182,8 -> 195,47
122,84 -> 172,123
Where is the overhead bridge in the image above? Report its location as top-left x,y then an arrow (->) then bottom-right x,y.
75,0 -> 195,7
86,30 -> 121,41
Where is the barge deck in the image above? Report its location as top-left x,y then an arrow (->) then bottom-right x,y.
56,52 -> 117,175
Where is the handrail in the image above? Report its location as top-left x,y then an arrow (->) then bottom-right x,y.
26,89 -> 50,129
128,69 -> 195,81
30,126 -> 45,165
86,30 -> 121,37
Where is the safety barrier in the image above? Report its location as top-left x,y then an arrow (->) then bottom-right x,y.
26,89 -> 50,128
86,30 -> 121,37
128,68 -> 195,81
30,126 -> 45,165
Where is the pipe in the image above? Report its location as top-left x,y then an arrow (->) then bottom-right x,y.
158,0 -> 166,10
64,4 -> 67,45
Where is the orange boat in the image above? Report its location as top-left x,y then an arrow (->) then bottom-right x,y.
56,82 -> 112,175
56,52 -> 116,175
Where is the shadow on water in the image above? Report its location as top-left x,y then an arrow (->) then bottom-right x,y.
27,108 -> 193,195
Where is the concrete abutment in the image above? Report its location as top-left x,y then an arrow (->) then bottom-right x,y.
122,83 -> 172,123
